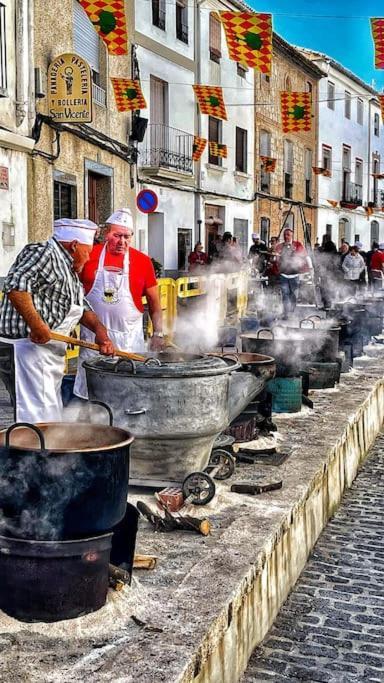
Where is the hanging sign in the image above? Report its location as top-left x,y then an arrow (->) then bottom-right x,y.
48,53 -> 93,123
136,189 -> 159,214
0,166 -> 9,190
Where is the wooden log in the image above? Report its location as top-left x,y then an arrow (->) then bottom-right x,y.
133,554 -> 157,570
137,500 -> 211,536
230,481 -> 282,495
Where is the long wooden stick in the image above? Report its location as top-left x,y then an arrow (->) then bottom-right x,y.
50,331 -> 145,362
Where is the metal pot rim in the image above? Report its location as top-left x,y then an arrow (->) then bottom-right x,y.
0,422 -> 134,454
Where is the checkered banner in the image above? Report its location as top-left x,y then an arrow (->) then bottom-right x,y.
371,18 -> 384,69
111,79 -> 147,112
209,142 -> 228,158
379,95 -> 384,122
219,11 -> 272,73
193,85 -> 227,120
80,0 -> 127,55
192,136 -> 207,161
280,92 -> 312,133
260,155 -> 276,172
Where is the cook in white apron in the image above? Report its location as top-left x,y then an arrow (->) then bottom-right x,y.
74,244 -> 145,400
0,242 -> 84,423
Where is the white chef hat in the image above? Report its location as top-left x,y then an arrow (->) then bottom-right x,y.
53,218 -> 98,245
354,241 -> 363,249
106,208 -> 134,231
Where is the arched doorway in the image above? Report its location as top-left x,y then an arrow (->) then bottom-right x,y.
338,217 -> 350,245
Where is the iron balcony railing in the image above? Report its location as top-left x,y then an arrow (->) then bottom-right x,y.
139,123 -> 193,174
92,82 -> 106,107
373,190 -> 384,208
342,181 -> 363,205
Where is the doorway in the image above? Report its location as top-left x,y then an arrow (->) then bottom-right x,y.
148,212 -> 165,268
87,171 -> 112,224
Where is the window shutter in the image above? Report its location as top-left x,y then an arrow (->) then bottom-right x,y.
342,146 -> 351,171
305,149 -> 312,179
209,13 -> 221,56
284,140 -> 293,173
73,0 -> 100,73
260,130 -> 271,156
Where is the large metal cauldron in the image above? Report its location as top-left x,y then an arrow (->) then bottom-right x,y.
280,317 -> 341,362
0,422 -> 133,540
209,352 -> 276,382
240,328 -> 308,377
84,352 -> 265,487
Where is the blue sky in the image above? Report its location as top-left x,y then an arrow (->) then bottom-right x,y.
248,0 -> 384,90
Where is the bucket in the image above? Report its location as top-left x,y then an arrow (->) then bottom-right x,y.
0,532 -> 112,622
267,377 -> 302,414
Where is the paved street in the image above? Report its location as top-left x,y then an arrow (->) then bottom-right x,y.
243,434 -> 384,682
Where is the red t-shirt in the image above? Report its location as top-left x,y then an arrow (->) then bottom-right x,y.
80,244 -> 157,313
370,251 -> 384,271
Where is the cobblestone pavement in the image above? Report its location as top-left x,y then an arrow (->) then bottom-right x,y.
243,434 -> 384,683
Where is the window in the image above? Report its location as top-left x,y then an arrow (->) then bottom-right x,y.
355,159 -> 363,202
371,220 -> 380,244
54,182 -> 77,220
372,156 -> 380,204
176,0 -> 188,44
260,217 -> 270,244
305,149 -> 312,203
152,0 -> 166,30
285,75 -> 292,92
374,113 -> 380,136
339,217 -> 350,243
306,81 -> 313,95
322,145 -> 332,174
326,224 -> 333,239
261,73 -> 270,85
235,127 -> 247,173
342,145 -> 351,200
357,98 -> 363,125
208,116 -> 222,166
178,228 -> 192,271
209,13 -> 221,63
260,129 -> 272,192
0,3 -> 6,96
237,63 -> 247,79
73,0 -> 106,104
327,81 -> 335,110
345,91 -> 351,119
284,140 -> 293,198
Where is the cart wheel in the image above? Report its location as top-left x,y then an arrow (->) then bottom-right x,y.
208,449 -> 236,481
182,472 -> 216,506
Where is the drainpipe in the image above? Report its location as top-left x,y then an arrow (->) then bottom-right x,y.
368,98 -> 373,207
194,0 -> 203,247
15,0 -> 27,127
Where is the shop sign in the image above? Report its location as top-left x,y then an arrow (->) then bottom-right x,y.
0,166 -> 9,190
48,53 -> 93,123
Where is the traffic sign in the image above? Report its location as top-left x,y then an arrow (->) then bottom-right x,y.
136,189 -> 158,214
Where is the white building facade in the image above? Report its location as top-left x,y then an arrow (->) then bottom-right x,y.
300,50 -> 384,250
0,0 -> 34,277
133,0 -> 255,275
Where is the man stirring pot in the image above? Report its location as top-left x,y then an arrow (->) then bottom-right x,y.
74,208 -> 164,399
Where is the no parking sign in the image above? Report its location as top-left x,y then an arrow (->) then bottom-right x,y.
136,189 -> 158,214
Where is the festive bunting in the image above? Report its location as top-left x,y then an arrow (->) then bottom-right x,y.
260,155 -> 276,172
80,0 -> 127,55
371,19 -> 384,69
193,85 -> 227,120
209,142 -> 228,158
111,78 -> 147,112
326,200 -> 339,208
219,11 -> 272,73
281,92 -> 312,132
192,136 -> 207,161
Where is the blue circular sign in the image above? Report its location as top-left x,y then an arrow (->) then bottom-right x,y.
136,189 -> 159,214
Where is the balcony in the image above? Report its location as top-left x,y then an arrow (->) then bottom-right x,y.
340,182 -> 363,208
373,190 -> 384,208
138,124 -> 193,178
92,82 -> 106,108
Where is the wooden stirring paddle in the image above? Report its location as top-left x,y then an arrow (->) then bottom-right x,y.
50,331 -> 146,362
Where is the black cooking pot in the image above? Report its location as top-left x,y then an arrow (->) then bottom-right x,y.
210,352 -> 276,382
284,317 -> 340,362
0,420 -> 133,540
241,328 -> 307,377
0,532 -> 112,622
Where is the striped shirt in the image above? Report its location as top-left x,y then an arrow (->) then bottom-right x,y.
0,238 -> 87,339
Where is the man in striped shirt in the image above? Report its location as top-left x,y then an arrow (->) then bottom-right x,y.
0,219 -> 114,422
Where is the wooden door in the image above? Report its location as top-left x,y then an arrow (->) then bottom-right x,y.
88,173 -> 98,224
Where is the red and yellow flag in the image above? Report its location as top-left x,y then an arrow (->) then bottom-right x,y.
193,85 -> 227,121
280,92 -> 312,133
80,0 -> 127,55
192,136 -> 207,161
327,200 -> 339,208
219,11 -> 272,73
209,142 -> 227,158
111,78 -> 147,112
260,155 -> 276,172
371,19 -> 384,69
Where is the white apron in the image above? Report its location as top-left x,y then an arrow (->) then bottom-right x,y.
74,245 -> 145,399
0,243 -> 84,423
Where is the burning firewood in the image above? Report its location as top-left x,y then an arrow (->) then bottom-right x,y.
136,500 -> 211,536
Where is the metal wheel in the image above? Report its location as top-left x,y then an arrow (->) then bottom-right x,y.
208,449 -> 236,481
182,472 -> 216,506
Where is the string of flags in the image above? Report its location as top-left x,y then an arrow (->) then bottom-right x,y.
193,85 -> 228,121
280,92 -> 312,133
110,79 -> 147,112
219,11 -> 272,74
80,0 -> 127,55
260,156 -> 277,172
192,136 -> 207,161
208,142 -> 228,159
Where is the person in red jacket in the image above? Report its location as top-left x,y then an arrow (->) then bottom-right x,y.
276,228 -> 312,318
188,242 -> 208,272
74,208 -> 164,399
370,243 -> 384,290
